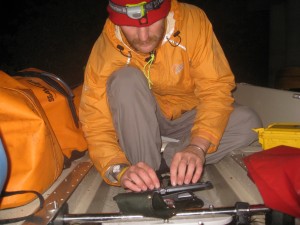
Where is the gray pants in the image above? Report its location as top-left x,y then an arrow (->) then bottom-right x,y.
107,67 -> 262,170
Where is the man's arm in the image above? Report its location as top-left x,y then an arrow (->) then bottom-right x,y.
188,8 -> 235,152
170,7 -> 235,186
79,33 -> 131,186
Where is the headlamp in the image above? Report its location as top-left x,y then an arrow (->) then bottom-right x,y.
126,2 -> 147,19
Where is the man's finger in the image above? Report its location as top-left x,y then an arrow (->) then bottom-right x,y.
121,176 -> 142,192
136,162 -> 160,189
184,158 -> 196,184
176,158 -> 188,185
147,168 -> 160,189
135,167 -> 156,190
192,161 -> 203,183
170,153 -> 181,186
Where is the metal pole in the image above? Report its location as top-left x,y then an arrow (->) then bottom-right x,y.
62,204 -> 270,224
63,213 -> 144,223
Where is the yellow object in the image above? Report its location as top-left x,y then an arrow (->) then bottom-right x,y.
116,167 -> 129,182
254,123 -> 300,150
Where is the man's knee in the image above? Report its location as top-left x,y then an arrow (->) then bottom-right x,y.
107,66 -> 147,94
228,103 -> 262,145
209,104 -> 262,164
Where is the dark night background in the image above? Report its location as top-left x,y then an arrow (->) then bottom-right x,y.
0,0 -> 270,87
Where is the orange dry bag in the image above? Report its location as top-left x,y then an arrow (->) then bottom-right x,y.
0,71 -> 64,209
14,68 -> 87,158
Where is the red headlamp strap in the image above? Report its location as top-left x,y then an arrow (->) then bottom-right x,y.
109,0 -> 164,20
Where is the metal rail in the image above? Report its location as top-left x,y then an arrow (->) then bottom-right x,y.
60,203 -> 270,224
23,161 -> 93,225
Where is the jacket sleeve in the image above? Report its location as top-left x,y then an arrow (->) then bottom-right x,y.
79,32 -> 130,186
188,9 -> 236,152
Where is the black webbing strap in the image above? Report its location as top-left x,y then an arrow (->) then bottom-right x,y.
0,190 -> 44,224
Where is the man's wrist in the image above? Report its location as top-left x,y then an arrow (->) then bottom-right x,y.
187,144 -> 206,155
106,164 -> 129,183
116,166 -> 129,182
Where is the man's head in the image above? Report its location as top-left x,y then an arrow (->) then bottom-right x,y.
107,0 -> 171,54
107,0 -> 171,27
120,19 -> 165,54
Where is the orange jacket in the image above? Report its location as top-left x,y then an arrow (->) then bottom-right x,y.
79,0 -> 235,185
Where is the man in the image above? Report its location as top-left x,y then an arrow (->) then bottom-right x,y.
79,0 -> 261,192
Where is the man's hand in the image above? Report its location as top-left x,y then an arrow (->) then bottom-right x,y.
120,162 -> 160,192
170,145 -> 206,186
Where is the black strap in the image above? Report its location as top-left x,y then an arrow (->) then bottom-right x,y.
0,190 -> 44,224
